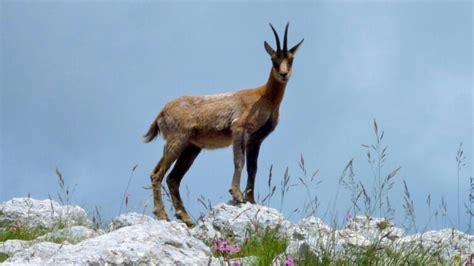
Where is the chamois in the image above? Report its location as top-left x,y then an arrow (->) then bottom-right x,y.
144,23 -> 304,227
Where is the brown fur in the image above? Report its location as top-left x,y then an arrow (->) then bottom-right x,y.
144,23 -> 303,227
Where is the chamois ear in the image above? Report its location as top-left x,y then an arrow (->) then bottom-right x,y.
264,41 -> 275,56
289,38 -> 304,55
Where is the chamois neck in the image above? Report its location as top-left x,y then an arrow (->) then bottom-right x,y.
263,69 -> 288,107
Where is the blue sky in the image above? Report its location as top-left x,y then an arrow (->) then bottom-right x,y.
1,1 -> 472,231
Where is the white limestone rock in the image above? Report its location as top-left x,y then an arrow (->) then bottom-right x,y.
335,229 -> 371,247
2,197 -> 473,264
3,242 -> 62,264
286,215 -> 473,263
290,216 -> 332,241
0,198 -> 89,230
286,216 -> 335,257
191,202 -> 291,243
108,212 -> 155,231
345,215 -> 405,243
35,225 -> 99,244
286,216 -> 372,259
0,240 -> 31,257
397,229 -> 474,261
210,256 -> 257,266
4,220 -> 212,265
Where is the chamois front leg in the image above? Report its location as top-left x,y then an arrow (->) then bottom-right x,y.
244,140 -> 262,204
229,129 -> 246,203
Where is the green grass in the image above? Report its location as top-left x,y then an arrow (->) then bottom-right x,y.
0,253 -> 9,263
41,233 -> 71,244
212,227 -> 288,266
210,227 -> 453,266
281,241 -> 446,266
343,245 -> 441,265
294,244 -> 330,266
239,228 -> 288,265
0,226 -> 50,242
206,219 -> 464,266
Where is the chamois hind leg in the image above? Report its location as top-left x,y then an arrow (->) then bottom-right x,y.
229,129 -> 247,203
166,144 -> 201,227
244,140 -> 262,204
150,138 -> 187,221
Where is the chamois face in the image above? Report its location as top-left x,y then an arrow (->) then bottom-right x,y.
264,23 -> 304,83
270,51 -> 294,82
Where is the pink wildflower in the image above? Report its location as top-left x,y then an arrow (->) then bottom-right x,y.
284,256 -> 295,266
225,243 -> 241,253
215,239 -> 241,253
215,239 -> 229,252
465,255 -> 473,266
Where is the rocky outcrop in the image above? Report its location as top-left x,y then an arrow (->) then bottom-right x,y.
4,221 -> 211,265
0,240 -> 30,258
3,242 -> 61,264
0,198 -> 89,229
108,212 -> 155,231
1,197 -> 473,264
398,229 -> 474,261
345,216 -> 405,242
286,215 -> 404,260
286,216 -> 336,256
191,202 -> 291,242
286,215 -> 473,262
35,226 -> 99,244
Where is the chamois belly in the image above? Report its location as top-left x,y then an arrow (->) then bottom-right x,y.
190,129 -> 233,149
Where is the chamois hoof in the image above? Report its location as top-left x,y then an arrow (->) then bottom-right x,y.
232,199 -> 245,205
244,190 -> 256,204
245,197 -> 256,204
178,216 -> 194,228
229,189 -> 245,204
183,220 -> 195,228
153,210 -> 170,221
176,211 -> 194,228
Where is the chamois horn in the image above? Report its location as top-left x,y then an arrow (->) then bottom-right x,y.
283,23 -> 290,52
269,23 -> 281,51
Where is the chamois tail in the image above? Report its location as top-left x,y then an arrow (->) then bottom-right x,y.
143,120 -> 160,143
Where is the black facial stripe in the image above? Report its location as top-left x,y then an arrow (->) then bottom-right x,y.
272,53 -> 294,70
272,61 -> 280,69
